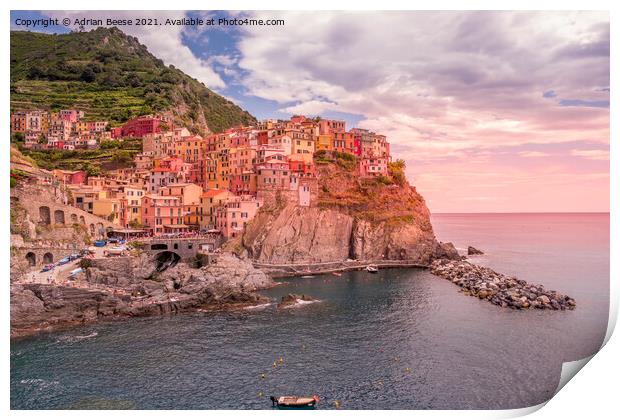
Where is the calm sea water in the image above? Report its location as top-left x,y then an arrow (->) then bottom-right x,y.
10,213 -> 609,410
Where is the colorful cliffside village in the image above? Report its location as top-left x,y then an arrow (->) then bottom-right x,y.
11,111 -> 391,239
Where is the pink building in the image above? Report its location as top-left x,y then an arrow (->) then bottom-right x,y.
59,109 -> 84,123
147,167 -> 189,194
141,194 -> 186,235
214,195 -> 263,238
290,115 -> 306,124
256,160 -> 291,191
359,157 -> 389,178
318,119 -> 346,135
52,169 -> 86,185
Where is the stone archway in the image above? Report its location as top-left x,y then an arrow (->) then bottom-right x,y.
54,210 -> 65,224
155,251 -> 181,272
39,206 -> 51,225
89,224 -> 95,235
43,252 -> 54,264
79,216 -> 86,225
70,213 -> 78,224
25,252 -> 36,267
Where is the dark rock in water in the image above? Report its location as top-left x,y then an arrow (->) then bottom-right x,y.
435,242 -> 464,260
430,259 -> 576,311
467,246 -> 484,255
278,293 -> 317,308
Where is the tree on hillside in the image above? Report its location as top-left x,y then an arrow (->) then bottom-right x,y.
80,67 -> 96,83
388,159 -> 407,186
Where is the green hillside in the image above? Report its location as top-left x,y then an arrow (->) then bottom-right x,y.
10,27 -> 256,134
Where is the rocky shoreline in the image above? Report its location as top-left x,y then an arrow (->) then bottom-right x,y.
10,253 -> 274,338
430,259 -> 576,310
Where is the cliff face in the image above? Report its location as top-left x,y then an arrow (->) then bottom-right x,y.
240,160 -> 458,265
243,205 -> 354,263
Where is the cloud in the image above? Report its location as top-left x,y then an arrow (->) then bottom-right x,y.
558,99 -> 610,108
280,100 -> 339,115
41,11 -> 225,89
231,11 -> 609,211
519,151 -> 550,158
570,149 -> 609,160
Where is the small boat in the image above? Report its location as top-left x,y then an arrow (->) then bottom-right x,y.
40,264 -> 55,273
93,240 -> 107,247
332,272 -> 342,277
271,395 -> 319,409
366,265 -> 379,273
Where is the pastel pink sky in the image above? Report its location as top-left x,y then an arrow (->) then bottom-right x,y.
33,11 -> 610,212
235,11 -> 610,213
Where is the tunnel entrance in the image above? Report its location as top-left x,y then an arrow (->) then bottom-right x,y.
155,251 -> 181,272
25,252 -> 36,267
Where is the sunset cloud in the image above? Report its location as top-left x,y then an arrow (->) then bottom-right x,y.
17,10 -> 609,212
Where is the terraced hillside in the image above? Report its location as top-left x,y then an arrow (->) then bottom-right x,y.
10,27 -> 256,134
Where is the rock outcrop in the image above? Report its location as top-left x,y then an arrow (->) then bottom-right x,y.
277,293 -> 318,308
240,161 -> 458,266
467,246 -> 484,255
430,259 -> 576,310
10,253 -> 274,337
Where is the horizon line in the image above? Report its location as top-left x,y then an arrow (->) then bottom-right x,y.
431,211 -> 610,215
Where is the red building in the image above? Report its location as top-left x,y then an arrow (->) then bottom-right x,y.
288,158 -> 315,177
256,130 -> 269,146
116,115 -> 169,138
332,131 -> 356,154
52,170 -> 87,185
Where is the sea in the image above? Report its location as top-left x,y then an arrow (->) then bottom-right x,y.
10,213 -> 610,410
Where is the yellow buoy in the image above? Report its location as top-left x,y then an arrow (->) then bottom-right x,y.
334,400 -> 340,409
279,357 -> 284,363
261,373 -> 266,379
273,361 -> 277,368
405,367 -> 411,373
258,391 -> 263,397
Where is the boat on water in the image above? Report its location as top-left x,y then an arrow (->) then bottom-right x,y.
332,272 -> 342,277
270,395 -> 319,409
366,264 -> 379,273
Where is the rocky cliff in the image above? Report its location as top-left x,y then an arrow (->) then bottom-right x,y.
238,159 -> 459,265
10,253 -> 273,338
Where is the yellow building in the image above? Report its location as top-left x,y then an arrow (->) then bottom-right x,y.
214,150 -> 230,190
124,186 -> 145,226
172,136 -> 206,163
93,196 -> 123,225
159,183 -> 203,205
315,134 -> 333,151
160,183 -> 203,230
291,136 -> 315,156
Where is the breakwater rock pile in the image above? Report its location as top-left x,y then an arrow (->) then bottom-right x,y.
430,259 -> 576,310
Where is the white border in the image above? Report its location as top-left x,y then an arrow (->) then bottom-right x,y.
2,1 -> 617,420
